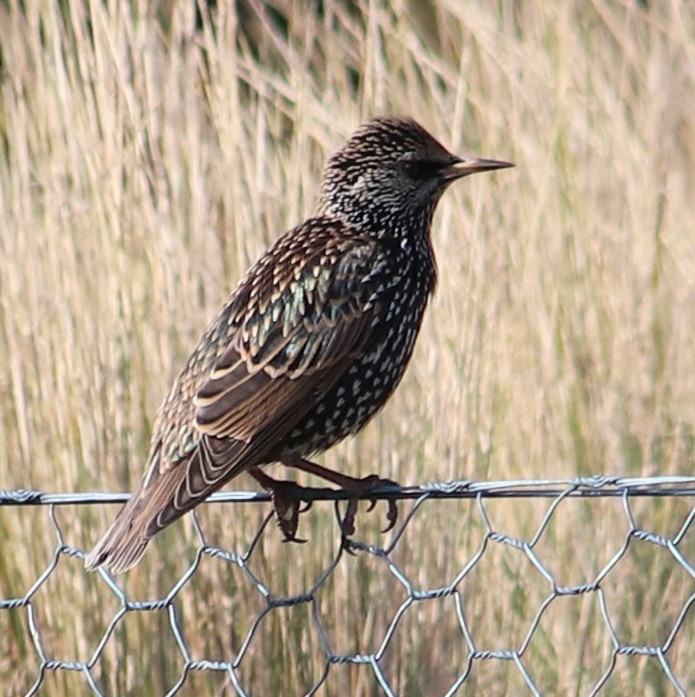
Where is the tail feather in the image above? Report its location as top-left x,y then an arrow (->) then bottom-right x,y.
84,461 -> 196,574
85,437 -> 253,574
84,489 -> 157,574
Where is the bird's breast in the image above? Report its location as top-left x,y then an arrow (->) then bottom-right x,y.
280,261 -> 435,456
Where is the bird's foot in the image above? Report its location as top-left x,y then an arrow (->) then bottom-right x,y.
281,455 -> 400,541
249,467 -> 311,543
337,474 -> 399,541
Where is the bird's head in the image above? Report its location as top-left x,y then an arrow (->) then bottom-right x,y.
319,116 -> 513,233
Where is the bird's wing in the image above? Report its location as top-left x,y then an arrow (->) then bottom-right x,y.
168,225 -> 393,501
86,220 -> 395,572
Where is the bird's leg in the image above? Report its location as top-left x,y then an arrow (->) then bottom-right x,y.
280,455 -> 399,538
248,467 -> 312,543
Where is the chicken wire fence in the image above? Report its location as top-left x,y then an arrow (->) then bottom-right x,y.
1,475 -> 695,696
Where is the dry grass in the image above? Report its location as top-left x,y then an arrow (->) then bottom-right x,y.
0,0 -> 693,695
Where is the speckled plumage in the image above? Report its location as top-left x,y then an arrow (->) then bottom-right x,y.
86,116 -> 512,573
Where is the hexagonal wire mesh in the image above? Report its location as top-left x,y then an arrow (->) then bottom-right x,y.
1,476 -> 694,696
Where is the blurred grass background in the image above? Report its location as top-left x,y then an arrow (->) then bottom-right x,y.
0,0 -> 693,695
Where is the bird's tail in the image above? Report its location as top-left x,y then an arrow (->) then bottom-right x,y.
84,453 -> 193,574
85,437 -> 253,574
84,488 -> 157,574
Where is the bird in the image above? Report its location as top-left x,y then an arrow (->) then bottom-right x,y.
85,116 -> 512,574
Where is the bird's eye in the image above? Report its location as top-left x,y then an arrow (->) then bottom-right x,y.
398,158 -> 441,179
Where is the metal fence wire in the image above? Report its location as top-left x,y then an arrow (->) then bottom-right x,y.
1,476 -> 695,696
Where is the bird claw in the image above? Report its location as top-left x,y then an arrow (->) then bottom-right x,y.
367,476 -> 399,534
341,497 -> 359,537
383,499 -> 398,533
252,464 -> 399,545
337,475 -> 400,541
274,495 -> 308,543
252,472 -> 311,543
280,498 -> 313,542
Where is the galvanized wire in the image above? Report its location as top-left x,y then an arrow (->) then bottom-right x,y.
1,476 -> 694,696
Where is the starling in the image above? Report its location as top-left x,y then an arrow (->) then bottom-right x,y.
85,116 -> 512,573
